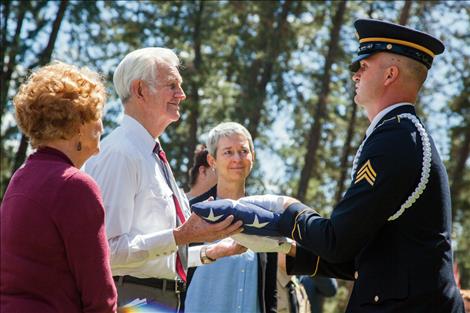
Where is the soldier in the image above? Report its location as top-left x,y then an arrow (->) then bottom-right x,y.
192,19 -> 465,313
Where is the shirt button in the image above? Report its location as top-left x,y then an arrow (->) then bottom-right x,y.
354,271 -> 358,279
241,269 -> 245,273
239,288 -> 243,292
374,295 -> 379,302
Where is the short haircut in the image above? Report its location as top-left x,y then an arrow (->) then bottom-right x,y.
206,122 -> 254,157
188,144 -> 210,187
403,57 -> 428,88
13,61 -> 106,148
113,47 -> 180,103
383,52 -> 428,89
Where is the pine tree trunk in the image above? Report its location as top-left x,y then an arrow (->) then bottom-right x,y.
11,0 -> 69,176
245,0 -> 292,141
296,0 -> 347,202
186,0 -> 204,185
334,99 -> 358,203
0,0 -> 11,76
398,1 -> 412,25
450,122 -> 470,221
1,1 -> 27,117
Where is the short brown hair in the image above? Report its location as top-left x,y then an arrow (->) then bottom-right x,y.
13,61 -> 106,148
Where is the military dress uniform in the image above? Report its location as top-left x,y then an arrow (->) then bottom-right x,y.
280,105 -> 463,312
277,19 -> 464,313
191,18 -> 465,313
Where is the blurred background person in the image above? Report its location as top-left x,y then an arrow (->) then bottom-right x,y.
300,276 -> 337,313
186,144 -> 217,200
277,257 -> 310,313
185,122 -> 277,313
0,62 -> 117,313
461,289 -> 470,313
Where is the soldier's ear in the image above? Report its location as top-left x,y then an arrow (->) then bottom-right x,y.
384,66 -> 399,86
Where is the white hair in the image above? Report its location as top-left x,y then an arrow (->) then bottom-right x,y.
113,47 -> 180,104
206,122 -> 254,157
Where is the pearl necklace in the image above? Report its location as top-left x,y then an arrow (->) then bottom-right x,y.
350,113 -> 432,221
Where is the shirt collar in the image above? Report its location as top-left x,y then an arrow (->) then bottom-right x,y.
122,114 -> 159,154
366,102 -> 414,138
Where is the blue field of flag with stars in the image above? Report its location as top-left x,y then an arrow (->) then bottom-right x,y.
191,199 -> 282,236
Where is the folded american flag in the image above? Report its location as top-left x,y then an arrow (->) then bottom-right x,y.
191,199 -> 281,236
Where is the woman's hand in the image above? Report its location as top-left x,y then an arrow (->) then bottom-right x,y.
205,238 -> 248,260
231,233 -> 293,253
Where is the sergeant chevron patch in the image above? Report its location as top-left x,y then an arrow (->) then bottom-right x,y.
354,160 -> 376,186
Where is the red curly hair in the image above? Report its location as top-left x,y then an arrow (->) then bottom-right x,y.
13,61 -> 106,148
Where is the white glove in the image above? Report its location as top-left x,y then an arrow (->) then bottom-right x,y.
239,194 -> 286,214
231,233 -> 293,254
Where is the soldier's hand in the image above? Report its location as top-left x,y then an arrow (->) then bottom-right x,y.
238,194 -> 298,214
239,194 -> 300,213
232,233 -> 293,253
281,196 -> 300,210
173,213 -> 243,245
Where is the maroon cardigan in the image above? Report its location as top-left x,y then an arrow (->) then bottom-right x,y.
1,147 -> 117,313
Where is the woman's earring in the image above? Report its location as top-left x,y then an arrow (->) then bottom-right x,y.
76,141 -> 82,151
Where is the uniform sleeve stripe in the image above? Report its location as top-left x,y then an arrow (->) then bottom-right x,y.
310,256 -> 321,277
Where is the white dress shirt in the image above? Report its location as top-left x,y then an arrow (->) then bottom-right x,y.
85,115 -> 203,280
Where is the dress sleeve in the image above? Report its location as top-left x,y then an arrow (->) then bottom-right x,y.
286,244 -> 355,280
279,125 -> 420,263
54,171 -> 117,313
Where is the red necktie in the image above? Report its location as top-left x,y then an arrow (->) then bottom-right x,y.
154,142 -> 187,282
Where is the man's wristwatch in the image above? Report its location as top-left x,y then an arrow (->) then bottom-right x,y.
200,246 -> 216,264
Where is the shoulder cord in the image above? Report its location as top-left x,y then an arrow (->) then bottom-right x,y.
350,113 -> 432,221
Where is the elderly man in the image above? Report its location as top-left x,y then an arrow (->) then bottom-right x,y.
85,48 -> 244,311
192,19 -> 465,313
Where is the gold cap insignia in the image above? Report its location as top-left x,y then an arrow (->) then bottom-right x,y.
354,160 -> 377,186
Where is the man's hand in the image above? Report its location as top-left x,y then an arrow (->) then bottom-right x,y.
173,213 -> 243,245
205,238 -> 248,260
239,195 -> 300,213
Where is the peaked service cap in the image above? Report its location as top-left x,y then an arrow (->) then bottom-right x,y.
349,18 -> 445,72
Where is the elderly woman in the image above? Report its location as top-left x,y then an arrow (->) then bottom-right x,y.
185,122 -> 277,313
0,62 -> 117,312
